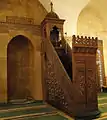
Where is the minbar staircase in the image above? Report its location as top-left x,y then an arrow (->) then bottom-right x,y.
43,35 -> 100,119
55,45 -> 72,80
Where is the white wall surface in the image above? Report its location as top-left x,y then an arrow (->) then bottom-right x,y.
39,0 -> 90,36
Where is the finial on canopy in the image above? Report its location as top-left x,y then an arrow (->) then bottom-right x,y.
50,2 -> 53,12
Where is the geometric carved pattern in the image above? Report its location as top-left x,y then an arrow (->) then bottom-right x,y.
45,59 -> 68,109
87,69 -> 94,89
73,59 -> 86,105
72,35 -> 98,54
76,66 -> 85,97
87,68 -> 97,102
72,35 -> 98,47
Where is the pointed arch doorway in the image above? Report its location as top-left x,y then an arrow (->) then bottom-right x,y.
7,35 -> 34,101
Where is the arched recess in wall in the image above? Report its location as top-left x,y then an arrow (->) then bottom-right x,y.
77,1 -> 107,88
50,26 -> 61,41
77,5 -> 103,36
7,35 -> 34,101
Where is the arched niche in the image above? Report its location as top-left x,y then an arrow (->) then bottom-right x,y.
7,35 -> 34,101
77,0 -> 107,87
50,26 -> 60,41
50,26 -> 62,47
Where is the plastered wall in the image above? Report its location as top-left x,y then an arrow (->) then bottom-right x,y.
77,0 -> 107,78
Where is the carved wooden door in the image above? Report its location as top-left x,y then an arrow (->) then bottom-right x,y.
73,55 -> 98,111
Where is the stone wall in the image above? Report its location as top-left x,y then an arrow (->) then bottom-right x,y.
0,0 -> 47,103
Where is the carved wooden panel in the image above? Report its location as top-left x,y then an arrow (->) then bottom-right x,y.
86,56 -> 98,110
45,59 -> 68,110
73,58 -> 86,104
